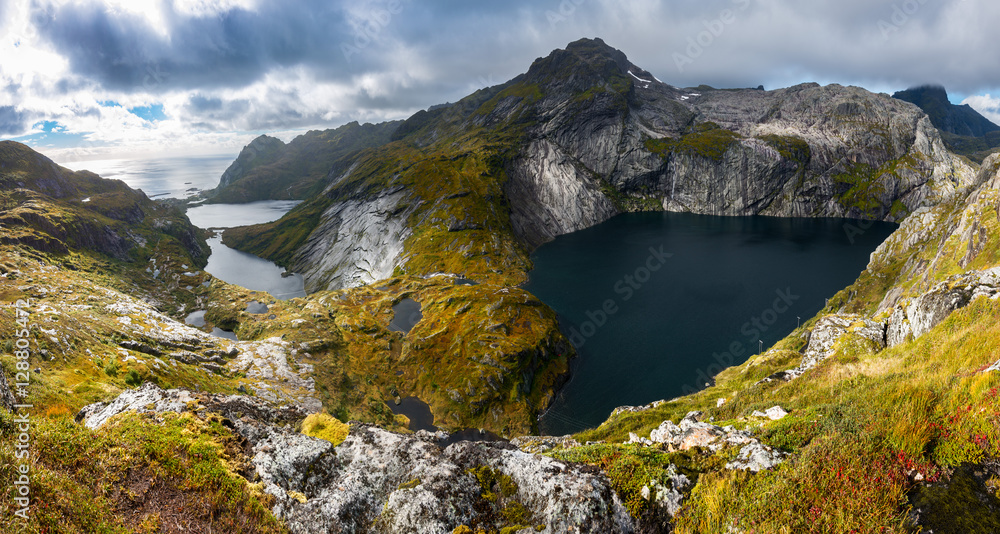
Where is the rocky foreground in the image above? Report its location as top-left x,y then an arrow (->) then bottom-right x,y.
77,383 -> 635,534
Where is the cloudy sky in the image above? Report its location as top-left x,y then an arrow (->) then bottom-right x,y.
3,0 -> 1000,162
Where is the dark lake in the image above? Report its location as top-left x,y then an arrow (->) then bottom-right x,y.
523,212 -> 897,436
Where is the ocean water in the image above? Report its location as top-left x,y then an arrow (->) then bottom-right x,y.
523,212 -> 898,436
61,154 -> 236,199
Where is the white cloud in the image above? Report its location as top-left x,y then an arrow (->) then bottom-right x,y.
6,0 -> 1000,160
962,94 -> 1000,128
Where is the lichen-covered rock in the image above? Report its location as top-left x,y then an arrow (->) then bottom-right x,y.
639,465 -> 690,517
276,425 -> 635,534
886,268 -> 1000,346
726,442 -> 786,473
630,411 -> 785,477
76,382 -> 193,429
751,406 -> 789,421
79,387 -> 635,534
775,314 -> 886,381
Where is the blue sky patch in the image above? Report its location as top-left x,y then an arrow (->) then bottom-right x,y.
128,104 -> 167,122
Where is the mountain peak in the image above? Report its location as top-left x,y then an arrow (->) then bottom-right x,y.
893,85 -> 999,137
524,38 -> 653,94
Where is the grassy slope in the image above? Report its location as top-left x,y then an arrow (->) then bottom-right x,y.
0,410 -> 287,533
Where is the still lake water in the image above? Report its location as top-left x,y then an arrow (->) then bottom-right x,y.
187,202 -> 306,300
62,155 -> 236,199
524,212 -> 897,436
61,155 -> 305,300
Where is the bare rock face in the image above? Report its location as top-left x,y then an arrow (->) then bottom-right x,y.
291,186 -> 418,292
886,268 -> 1000,346
79,386 -> 636,534
507,138 -> 618,248
494,40 -> 976,250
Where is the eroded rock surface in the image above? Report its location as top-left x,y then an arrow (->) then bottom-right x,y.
80,386 -> 636,534
886,268 -> 1000,346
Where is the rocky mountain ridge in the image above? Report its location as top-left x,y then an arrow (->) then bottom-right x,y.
893,85 -> 1000,138
222,38 -> 975,293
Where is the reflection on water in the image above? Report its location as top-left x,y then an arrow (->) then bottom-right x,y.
211,328 -> 238,341
389,299 -> 422,333
185,310 -> 207,327
186,200 -> 302,229
204,237 -> 305,300
61,154 -> 235,199
186,200 -> 307,301
388,396 -> 437,432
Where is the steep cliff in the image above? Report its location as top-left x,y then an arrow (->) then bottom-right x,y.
225,38 -> 975,292
209,121 -> 401,203
893,85 -> 999,138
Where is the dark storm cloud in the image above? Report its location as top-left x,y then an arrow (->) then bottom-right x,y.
0,106 -> 30,137
34,0 -> 358,92
18,0 -> 1000,142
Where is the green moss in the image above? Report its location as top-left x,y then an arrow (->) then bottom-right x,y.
759,134 -> 811,164
644,123 -> 741,162
301,413 -> 350,446
0,410 -> 287,533
910,466 -> 1000,533
464,464 -> 536,531
398,478 -> 421,490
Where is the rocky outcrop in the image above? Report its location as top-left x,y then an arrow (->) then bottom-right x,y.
759,267 -> 1000,382
290,186 -> 418,292
102,291 -> 321,411
628,411 -> 785,472
766,314 -> 887,382
886,267 -> 1000,346
80,385 -> 636,534
277,426 -> 634,533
